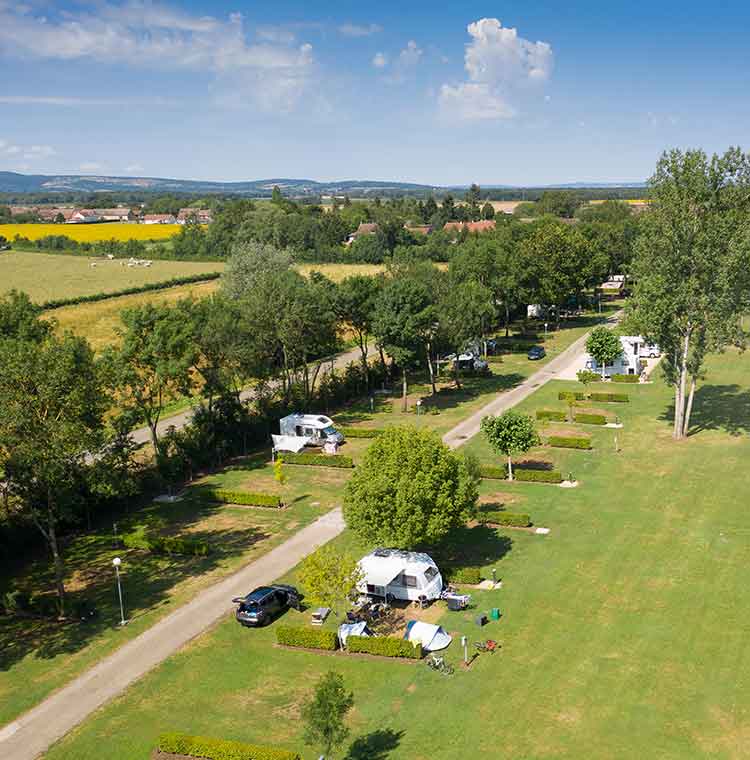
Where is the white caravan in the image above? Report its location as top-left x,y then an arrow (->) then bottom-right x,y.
357,549 -> 443,602
278,413 -> 344,447
584,335 -> 646,377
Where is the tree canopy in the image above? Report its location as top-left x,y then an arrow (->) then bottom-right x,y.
480,411 -> 540,481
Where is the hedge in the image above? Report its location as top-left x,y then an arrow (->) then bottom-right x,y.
479,511 -> 532,527
346,635 -> 422,659
547,436 -> 592,450
536,409 -> 566,422
158,732 -> 301,760
337,426 -> 386,438
204,489 -> 281,508
611,374 -> 640,383
590,392 -> 629,403
447,566 -> 482,584
276,625 -> 338,651
281,452 -> 354,468
574,413 -> 607,426
558,391 -> 585,401
40,272 -> 221,310
479,464 -> 562,483
123,532 -> 211,556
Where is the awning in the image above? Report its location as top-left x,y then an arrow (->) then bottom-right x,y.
271,434 -> 308,453
365,559 -> 404,588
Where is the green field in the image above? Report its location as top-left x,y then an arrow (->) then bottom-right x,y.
0,251 -> 223,304
41,348 -> 750,760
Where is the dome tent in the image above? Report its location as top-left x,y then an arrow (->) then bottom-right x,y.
404,620 -> 452,652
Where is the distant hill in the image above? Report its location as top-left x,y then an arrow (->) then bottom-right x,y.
0,171 -> 646,197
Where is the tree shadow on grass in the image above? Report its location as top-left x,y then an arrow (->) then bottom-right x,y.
345,728 -> 405,760
659,384 -> 750,437
431,524 -> 513,570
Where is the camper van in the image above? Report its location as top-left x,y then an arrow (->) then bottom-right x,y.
357,549 -> 444,602
584,335 -> 646,378
278,413 -> 344,446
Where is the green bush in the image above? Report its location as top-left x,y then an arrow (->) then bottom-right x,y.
479,464 -> 507,480
536,409 -> 566,421
590,392 -> 630,403
479,464 -> 562,483
447,566 -> 482,584
346,635 -> 422,659
123,530 -> 210,556
2,589 -> 31,615
558,391 -> 585,401
204,489 -> 281,508
547,436 -> 592,450
282,452 -> 354,468
337,426 -> 386,438
576,370 -> 600,384
611,374 -> 640,383
479,511 -> 532,527
574,413 -> 607,426
158,732 -> 301,760
276,625 -> 338,651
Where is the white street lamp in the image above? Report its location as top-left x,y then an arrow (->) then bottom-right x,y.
112,557 -> 127,626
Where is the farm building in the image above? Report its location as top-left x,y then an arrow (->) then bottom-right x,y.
177,208 -> 213,224
37,207 -> 76,222
67,209 -> 100,224
95,207 -> 134,222
345,221 -> 379,246
443,219 -> 496,234
143,214 -> 177,224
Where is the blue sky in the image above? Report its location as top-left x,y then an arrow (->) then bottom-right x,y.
1,0 -> 749,185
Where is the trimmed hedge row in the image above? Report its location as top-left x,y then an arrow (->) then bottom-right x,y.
337,426 -> 386,438
41,272 -> 221,310
611,374 -> 640,383
276,625 -> 338,651
158,732 -> 301,760
536,409 -> 566,422
558,391 -> 585,401
480,511 -> 532,527
574,413 -> 607,426
204,489 -> 281,508
547,436 -> 592,450
347,635 -> 422,659
281,452 -> 354,468
447,566 -> 482,584
479,464 -> 562,483
123,531 -> 210,556
590,392 -> 629,403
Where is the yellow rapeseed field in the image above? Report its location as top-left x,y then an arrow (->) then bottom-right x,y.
0,222 -> 182,243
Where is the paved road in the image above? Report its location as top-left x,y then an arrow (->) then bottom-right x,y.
1,314 -> 620,759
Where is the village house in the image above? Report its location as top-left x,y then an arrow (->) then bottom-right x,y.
38,207 -> 76,222
95,207 -> 133,222
443,219 -> 496,234
177,208 -> 213,224
404,223 -> 432,235
67,209 -> 100,224
142,213 -> 177,225
345,221 -> 379,246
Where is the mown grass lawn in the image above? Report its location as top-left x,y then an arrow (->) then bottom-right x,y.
43,348 -> 750,760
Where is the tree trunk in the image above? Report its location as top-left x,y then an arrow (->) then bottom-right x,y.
507,454 -> 513,482
674,330 -> 691,440
47,498 -> 66,618
358,334 -> 370,391
504,303 -> 510,337
426,343 -> 437,395
378,345 -> 388,383
453,354 -> 462,390
148,420 -> 160,458
402,367 -> 408,412
683,375 -> 697,438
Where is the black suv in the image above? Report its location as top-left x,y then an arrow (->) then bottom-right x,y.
232,585 -> 300,627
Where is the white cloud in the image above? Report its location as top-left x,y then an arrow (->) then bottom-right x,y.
79,162 -> 103,172
372,52 -> 388,68
399,40 -> 422,66
338,23 -> 382,37
0,140 -> 56,161
0,1 -> 316,112
124,164 -> 145,173
439,18 -> 553,121
255,25 -> 296,44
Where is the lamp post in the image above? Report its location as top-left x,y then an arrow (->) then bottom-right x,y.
112,557 -> 127,626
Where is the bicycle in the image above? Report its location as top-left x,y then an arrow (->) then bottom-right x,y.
425,654 -> 454,675
474,639 -> 499,654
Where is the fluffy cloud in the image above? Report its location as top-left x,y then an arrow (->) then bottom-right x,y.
399,40 -> 423,66
79,162 -> 103,172
0,139 -> 56,162
338,23 -> 382,37
0,1 -> 316,112
439,18 -> 553,121
372,52 -> 388,68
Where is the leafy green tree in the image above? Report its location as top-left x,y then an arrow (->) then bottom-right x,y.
373,276 -> 433,411
537,190 -> 582,218
0,289 -> 53,343
335,275 -> 381,389
0,335 -> 107,615
302,672 -> 354,759
480,411 -> 540,481
628,147 -> 750,439
481,202 -> 496,220
343,427 -> 477,547
298,545 -> 363,616
221,240 -> 292,299
465,183 -> 482,220
586,327 -> 623,380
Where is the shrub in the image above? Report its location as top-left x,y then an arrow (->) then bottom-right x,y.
590,392 -> 629,403
282,452 -> 354,468
536,409 -> 566,421
122,530 -> 210,556
547,436 -> 592,450
337,426 -> 386,438
479,464 -> 562,483
611,374 -> 640,383
204,489 -> 281,508
479,511 -> 532,527
346,635 -> 422,659
447,566 -> 482,584
276,625 -> 339,651
574,413 -> 607,425
558,391 -> 585,401
2,589 -> 31,615
576,370 -> 600,384
479,464 -> 507,480
158,732 -> 301,760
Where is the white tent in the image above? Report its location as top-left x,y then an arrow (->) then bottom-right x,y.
405,621 -> 452,652
338,621 -> 372,647
271,434 -> 308,453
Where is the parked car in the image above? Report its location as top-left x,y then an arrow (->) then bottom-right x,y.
444,351 -> 489,373
527,346 -> 546,360
232,585 -> 300,627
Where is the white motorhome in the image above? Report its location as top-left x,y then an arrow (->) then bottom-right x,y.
278,413 -> 344,446
357,549 -> 443,602
584,335 -> 646,377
